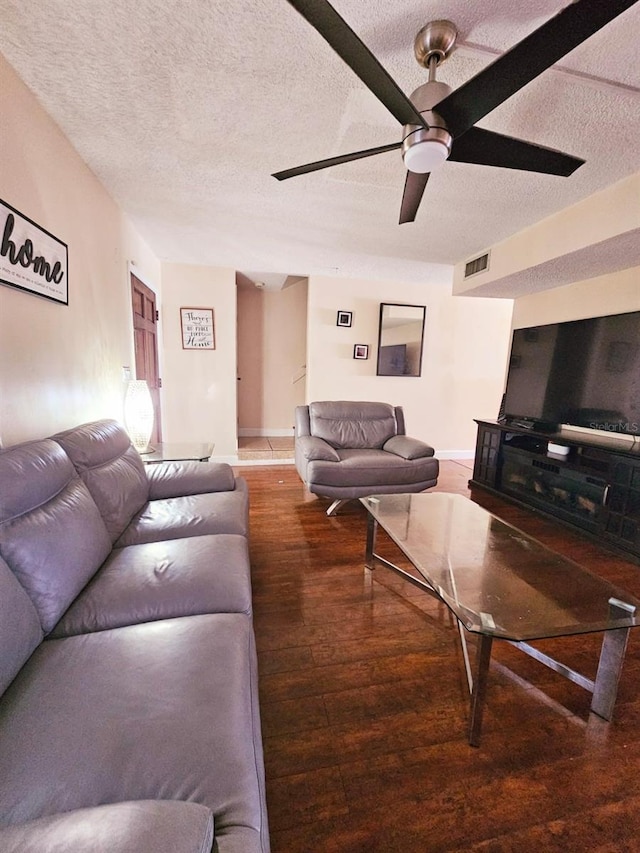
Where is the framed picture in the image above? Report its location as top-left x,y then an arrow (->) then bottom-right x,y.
336,310 -> 352,327
0,198 -> 68,305
181,307 -> 215,349
353,344 -> 369,360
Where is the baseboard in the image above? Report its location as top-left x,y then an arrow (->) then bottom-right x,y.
233,457 -> 296,467
237,428 -> 295,437
435,450 -> 475,460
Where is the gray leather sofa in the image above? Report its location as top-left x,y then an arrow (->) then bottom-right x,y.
295,401 -> 439,515
0,419 -> 269,853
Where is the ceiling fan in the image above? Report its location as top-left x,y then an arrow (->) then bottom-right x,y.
273,0 -> 638,224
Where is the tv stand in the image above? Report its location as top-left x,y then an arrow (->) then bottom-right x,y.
471,419 -> 640,560
502,418 -> 558,433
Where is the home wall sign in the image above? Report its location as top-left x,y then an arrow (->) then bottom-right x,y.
0,199 -> 68,305
181,307 -> 215,349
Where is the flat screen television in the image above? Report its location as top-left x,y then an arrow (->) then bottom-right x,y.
502,309 -> 640,437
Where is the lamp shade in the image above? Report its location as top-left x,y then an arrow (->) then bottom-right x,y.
124,379 -> 154,453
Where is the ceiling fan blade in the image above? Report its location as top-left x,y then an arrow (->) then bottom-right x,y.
399,171 -> 430,224
436,0 -> 640,138
449,127 -> 585,176
285,0 -> 428,128
272,141 -> 401,180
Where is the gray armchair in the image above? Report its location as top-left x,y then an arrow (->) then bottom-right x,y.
295,401 -> 439,515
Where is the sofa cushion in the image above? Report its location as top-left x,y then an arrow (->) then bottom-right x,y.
0,439 -> 112,633
53,419 -> 150,542
147,460 -> 236,499
309,401 -> 398,449
0,556 -> 43,696
51,534 -> 252,637
0,614 -> 268,853
116,478 -> 250,546
0,800 -> 214,853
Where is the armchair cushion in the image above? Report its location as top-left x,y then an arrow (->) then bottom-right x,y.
383,435 -> 435,460
308,401 -> 398,449
308,448 -> 438,490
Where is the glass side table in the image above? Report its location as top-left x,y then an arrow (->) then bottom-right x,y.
141,442 -> 214,464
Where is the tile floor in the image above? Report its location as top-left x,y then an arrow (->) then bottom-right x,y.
237,436 -> 295,461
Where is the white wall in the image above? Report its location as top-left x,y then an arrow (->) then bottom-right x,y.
0,53 -> 160,446
160,263 -> 237,457
306,275 -> 514,456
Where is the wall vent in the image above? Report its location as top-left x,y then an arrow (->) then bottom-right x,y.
464,251 -> 490,279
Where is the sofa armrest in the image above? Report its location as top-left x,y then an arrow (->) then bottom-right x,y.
0,801 -> 214,853
146,460 -> 236,499
296,435 -> 340,462
383,435 -> 435,460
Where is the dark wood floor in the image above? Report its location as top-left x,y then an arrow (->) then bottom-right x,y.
236,461 -> 640,852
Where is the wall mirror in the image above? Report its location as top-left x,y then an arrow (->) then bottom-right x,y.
376,303 -> 426,377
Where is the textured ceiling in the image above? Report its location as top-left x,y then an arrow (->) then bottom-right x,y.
1,0 -> 639,288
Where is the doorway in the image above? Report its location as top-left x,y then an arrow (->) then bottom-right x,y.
130,273 -> 162,444
236,275 -> 307,460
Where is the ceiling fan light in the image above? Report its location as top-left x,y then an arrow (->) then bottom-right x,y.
403,139 -> 450,173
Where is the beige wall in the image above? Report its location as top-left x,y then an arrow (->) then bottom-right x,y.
453,172 -> 640,296
161,263 -> 237,457
512,266 -> 640,328
236,285 -> 263,431
306,275 -> 514,455
4,45 -> 634,458
0,54 -> 160,447
237,279 -> 307,434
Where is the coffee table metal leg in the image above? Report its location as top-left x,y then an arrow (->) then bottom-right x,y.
365,513 -> 377,569
469,634 -> 493,747
591,597 -> 636,720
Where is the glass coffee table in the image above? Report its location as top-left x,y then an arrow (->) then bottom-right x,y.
361,492 -> 640,746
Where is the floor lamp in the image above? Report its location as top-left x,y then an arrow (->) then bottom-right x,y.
124,379 -> 155,453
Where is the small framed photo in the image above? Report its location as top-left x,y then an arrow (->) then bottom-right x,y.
353,344 -> 369,360
181,307 -> 215,349
337,310 -> 352,328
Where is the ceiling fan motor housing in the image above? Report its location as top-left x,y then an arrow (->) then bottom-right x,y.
403,80 -> 453,173
413,20 -> 458,68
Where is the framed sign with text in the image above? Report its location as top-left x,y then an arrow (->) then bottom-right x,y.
0,198 -> 68,305
180,307 -> 215,349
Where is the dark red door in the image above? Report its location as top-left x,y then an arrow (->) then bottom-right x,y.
131,273 -> 162,444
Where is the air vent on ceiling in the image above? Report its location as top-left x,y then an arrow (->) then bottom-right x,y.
464,251 -> 490,279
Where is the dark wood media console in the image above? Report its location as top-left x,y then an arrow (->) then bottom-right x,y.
470,420 -> 640,560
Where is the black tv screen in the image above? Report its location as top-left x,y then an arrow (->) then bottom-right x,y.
503,310 -> 640,437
